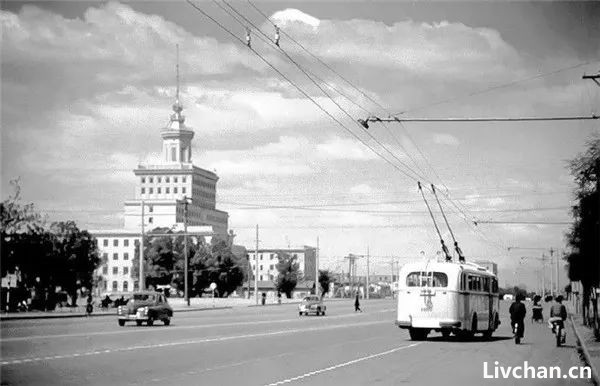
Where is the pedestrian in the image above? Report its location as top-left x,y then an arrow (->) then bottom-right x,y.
354,293 -> 362,312
277,292 -> 282,305
85,293 -> 93,317
532,295 -> 543,323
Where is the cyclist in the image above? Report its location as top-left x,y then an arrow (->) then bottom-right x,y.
548,295 -> 567,343
509,293 -> 526,342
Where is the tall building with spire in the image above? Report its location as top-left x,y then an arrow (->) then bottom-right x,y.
90,47 -> 229,294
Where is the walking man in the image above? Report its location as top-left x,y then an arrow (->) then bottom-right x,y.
354,293 -> 362,312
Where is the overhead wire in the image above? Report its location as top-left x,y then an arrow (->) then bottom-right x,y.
219,0 -> 429,183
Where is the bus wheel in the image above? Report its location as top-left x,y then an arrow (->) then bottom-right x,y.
441,329 -> 451,339
409,328 -> 428,341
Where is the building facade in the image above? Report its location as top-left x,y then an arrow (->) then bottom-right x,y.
246,247 -> 317,283
90,79 -> 229,294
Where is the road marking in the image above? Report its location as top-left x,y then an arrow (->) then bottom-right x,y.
1,320 -> 389,366
263,343 -> 421,386
1,309 -> 394,342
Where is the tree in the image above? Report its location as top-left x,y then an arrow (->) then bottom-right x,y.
1,182 -> 100,308
565,136 -> 599,322
48,221 -> 101,305
275,252 -> 303,298
318,269 -> 332,296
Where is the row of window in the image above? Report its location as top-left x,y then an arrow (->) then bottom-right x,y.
103,239 -> 132,247
461,274 -> 499,293
141,187 -> 186,195
103,280 -> 138,292
252,265 -> 276,271
406,272 -> 449,288
141,176 -> 186,184
253,253 -> 298,261
103,252 -> 130,261
102,266 -> 130,276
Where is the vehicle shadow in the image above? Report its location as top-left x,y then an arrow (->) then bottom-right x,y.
425,335 -> 513,343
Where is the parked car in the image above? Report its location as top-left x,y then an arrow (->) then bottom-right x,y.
117,291 -> 172,326
298,295 -> 326,316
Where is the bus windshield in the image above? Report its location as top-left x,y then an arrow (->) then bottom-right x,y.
406,271 -> 448,287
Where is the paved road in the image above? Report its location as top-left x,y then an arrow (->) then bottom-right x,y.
1,299 -> 592,385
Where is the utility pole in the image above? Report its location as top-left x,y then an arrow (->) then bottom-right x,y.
366,246 -> 370,300
255,225 -> 259,305
315,236 -> 319,297
390,258 -> 396,299
183,196 -> 190,307
140,200 -> 145,291
246,254 -> 251,299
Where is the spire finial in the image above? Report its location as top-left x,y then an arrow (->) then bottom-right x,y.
172,43 -> 183,118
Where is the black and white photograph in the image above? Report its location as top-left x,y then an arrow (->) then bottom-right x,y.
1,0 -> 599,384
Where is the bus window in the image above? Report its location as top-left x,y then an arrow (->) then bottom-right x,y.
492,278 -> 498,293
406,272 -> 420,287
483,277 -> 490,292
406,272 -> 448,287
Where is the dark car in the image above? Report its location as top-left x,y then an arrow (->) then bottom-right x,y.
117,291 -> 173,326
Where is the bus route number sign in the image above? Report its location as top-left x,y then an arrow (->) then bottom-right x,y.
420,289 -> 434,312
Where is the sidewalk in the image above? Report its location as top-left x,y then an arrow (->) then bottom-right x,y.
570,307 -> 600,385
0,296 -> 376,321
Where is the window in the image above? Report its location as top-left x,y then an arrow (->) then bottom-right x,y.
270,274 -> 274,280
149,177 -> 153,183
113,253 -> 118,260
492,278 -> 499,293
171,147 -> 176,162
166,177 -> 170,183
270,265 -> 274,270
124,253 -> 129,260
174,177 -> 178,183
270,254 -> 274,259
260,265 -> 263,270
483,277 -> 490,292
148,206 -> 153,213
157,177 -> 162,183
182,177 -> 187,183
166,187 -> 170,194
102,266 -> 108,275
182,187 -> 186,194
260,275 -> 263,281
124,239 -> 129,247
134,281 -> 139,291
148,217 -> 153,224
104,281 -> 108,290
102,253 -> 108,260
174,187 -> 178,194
157,187 -> 161,194
113,239 -> 118,247
112,281 -> 118,291
141,187 -> 145,194
149,188 -> 153,194
406,272 -> 448,287
113,267 -> 118,274
103,239 -> 108,247
260,254 -> 263,260
123,281 -> 128,292
141,177 -> 146,183
123,267 -> 129,275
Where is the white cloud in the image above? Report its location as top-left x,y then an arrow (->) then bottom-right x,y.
432,133 -> 460,146
316,137 -> 379,160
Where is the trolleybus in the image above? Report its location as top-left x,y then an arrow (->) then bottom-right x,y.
396,260 -> 500,341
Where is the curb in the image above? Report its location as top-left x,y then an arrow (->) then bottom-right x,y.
0,306 -> 232,321
570,314 -> 600,386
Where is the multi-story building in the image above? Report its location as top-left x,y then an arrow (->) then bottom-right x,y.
474,260 -> 498,276
90,76 -> 229,294
246,247 -> 317,283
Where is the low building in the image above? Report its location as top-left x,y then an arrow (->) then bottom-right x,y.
474,260 -> 498,276
246,246 -> 317,283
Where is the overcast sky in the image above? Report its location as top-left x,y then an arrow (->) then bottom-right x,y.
1,1 -> 599,289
